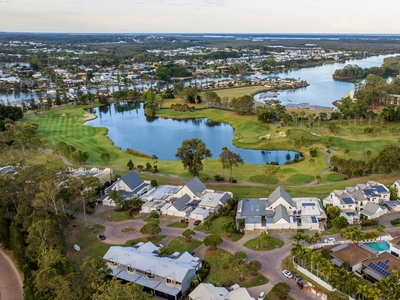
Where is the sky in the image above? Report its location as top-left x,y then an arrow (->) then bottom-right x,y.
0,0 -> 399,34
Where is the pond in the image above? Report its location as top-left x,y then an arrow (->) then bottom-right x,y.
85,102 -> 300,164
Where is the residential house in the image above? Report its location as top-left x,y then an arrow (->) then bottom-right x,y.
330,243 -> 374,273
189,283 -> 254,300
385,200 -> 400,212
103,242 -> 201,300
323,181 -> 390,223
100,171 -> 150,206
362,252 -> 400,282
140,177 -> 232,220
236,187 -> 325,231
360,202 -> 388,220
392,180 -> 400,198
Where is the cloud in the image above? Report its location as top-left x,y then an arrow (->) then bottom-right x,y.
0,0 -> 13,2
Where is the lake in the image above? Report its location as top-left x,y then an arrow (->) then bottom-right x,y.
85,102 -> 300,164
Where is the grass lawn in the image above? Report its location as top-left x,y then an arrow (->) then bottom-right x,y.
19,91 -> 400,190
144,217 -> 160,225
98,210 -> 133,222
65,219 -> 112,264
167,222 -> 188,228
322,226 -> 342,235
123,235 -> 167,247
323,172 -> 347,182
167,237 -> 202,253
204,248 -> 268,288
243,234 -> 285,251
194,216 -> 233,234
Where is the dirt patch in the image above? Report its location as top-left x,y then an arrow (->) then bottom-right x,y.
82,112 -> 96,120
259,131 -> 286,140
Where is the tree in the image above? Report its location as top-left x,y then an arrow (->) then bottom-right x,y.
71,149 -> 89,166
248,260 -> 262,276
93,278 -> 149,300
261,164 -> 280,183
140,223 -> 161,238
203,91 -> 221,108
182,228 -> 196,242
203,234 -> 223,249
204,220 -> 212,231
374,143 -> 400,175
100,152 -> 110,164
222,221 -> 237,236
150,179 -> 158,187
231,95 -> 255,115
270,282 -> 290,299
176,138 -> 212,176
326,205 -> 341,221
220,148 -> 244,182
332,216 -> 349,228
127,159 -> 134,170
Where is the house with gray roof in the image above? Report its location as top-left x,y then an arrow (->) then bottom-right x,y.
189,283 -> 254,300
360,202 -> 388,220
103,242 -> 201,300
100,171 -> 150,206
236,187 -> 324,230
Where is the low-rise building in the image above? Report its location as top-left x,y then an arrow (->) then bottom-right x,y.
103,242 -> 201,300
189,283 -> 254,300
236,187 -> 325,231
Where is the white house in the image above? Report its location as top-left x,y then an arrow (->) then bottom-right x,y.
103,242 -> 201,300
360,202 -> 388,220
189,283 -> 254,300
100,171 -> 150,206
236,187 -> 325,231
392,180 -> 400,198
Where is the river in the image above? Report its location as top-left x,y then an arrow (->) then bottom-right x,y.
0,54 -> 395,108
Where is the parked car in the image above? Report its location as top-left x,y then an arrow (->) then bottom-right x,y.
324,237 -> 336,243
194,220 -> 201,226
282,270 -> 293,278
98,234 -> 106,240
258,291 -> 266,300
294,274 -> 303,281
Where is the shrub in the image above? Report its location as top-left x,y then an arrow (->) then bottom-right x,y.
391,219 -> 400,226
213,174 -> 224,182
127,148 -> 152,158
360,219 -> 379,227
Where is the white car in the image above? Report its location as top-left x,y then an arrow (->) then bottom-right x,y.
258,292 -> 265,300
324,237 -> 336,243
282,270 -> 293,278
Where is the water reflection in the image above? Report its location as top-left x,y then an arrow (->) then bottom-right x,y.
85,103 -> 300,165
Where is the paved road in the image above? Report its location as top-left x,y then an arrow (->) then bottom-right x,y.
0,249 -> 23,300
75,209 -> 319,300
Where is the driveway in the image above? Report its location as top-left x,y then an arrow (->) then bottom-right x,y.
76,210 -> 320,300
0,249 -> 23,300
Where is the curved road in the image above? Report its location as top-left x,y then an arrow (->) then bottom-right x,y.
0,249 -> 23,300
77,211 -> 319,300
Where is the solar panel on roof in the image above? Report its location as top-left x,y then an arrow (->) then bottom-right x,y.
342,197 -> 354,204
385,259 -> 389,263
311,216 -> 318,223
303,203 -> 316,207
369,262 -> 374,267
374,186 -> 387,193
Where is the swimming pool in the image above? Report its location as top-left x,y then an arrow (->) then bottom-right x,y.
364,241 -> 390,252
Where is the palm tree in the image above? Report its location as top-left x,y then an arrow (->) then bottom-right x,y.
376,225 -> 385,241
108,189 -> 124,210
356,284 -> 369,300
190,273 -> 202,287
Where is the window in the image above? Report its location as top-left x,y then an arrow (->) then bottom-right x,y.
166,277 -> 175,284
127,265 -> 135,273
146,271 -> 155,279
108,259 -> 117,266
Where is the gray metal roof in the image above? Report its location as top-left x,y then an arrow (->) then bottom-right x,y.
269,187 -> 293,206
361,202 -> 381,215
121,171 -> 144,190
273,204 -> 290,223
186,177 -> 206,196
172,194 -> 191,211
240,199 -> 270,217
